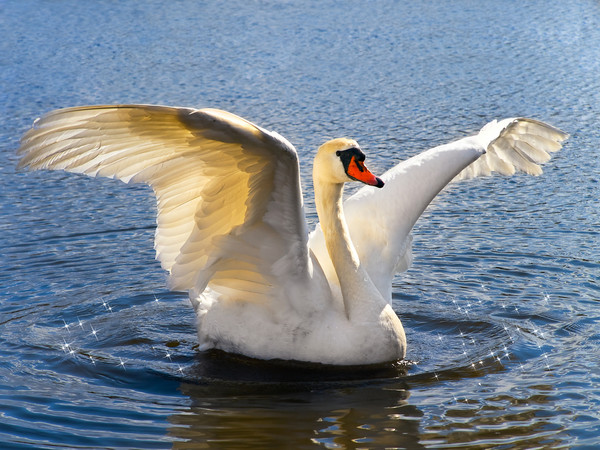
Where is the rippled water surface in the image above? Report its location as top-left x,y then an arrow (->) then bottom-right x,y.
1,0 -> 599,448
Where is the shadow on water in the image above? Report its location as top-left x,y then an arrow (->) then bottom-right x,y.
183,349 -> 411,384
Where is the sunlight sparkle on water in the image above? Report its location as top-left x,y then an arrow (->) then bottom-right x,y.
102,299 -> 113,313
90,324 -> 99,341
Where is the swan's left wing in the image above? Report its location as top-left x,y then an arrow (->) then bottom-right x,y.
454,118 -> 567,180
18,105 -> 312,305
309,118 -> 567,302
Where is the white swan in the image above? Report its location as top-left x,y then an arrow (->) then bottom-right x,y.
17,106 -> 567,365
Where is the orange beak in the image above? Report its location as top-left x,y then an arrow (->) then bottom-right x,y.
346,156 -> 384,188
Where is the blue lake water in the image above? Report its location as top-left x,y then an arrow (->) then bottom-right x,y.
1,0 -> 599,447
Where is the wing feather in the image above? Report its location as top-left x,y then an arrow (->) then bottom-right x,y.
18,105 -> 310,304
455,118 -> 567,181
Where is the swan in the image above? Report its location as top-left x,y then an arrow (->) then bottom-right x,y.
17,105 -> 567,365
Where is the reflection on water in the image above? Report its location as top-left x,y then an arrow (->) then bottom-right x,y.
172,367 -> 419,448
2,0 -> 600,447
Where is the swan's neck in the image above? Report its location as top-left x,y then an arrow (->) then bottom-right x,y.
314,180 -> 386,321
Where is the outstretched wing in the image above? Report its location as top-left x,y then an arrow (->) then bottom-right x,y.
18,105 -> 310,303
309,118 -> 567,302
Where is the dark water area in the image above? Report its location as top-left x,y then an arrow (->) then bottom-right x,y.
1,0 -> 599,448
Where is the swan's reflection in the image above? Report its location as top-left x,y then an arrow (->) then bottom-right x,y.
168,351 -> 425,448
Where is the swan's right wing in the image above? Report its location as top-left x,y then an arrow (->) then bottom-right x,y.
18,105 -> 313,306
309,118 -> 567,302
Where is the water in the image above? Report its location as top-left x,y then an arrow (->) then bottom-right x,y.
1,0 -> 599,447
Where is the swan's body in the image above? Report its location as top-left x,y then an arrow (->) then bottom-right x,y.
17,106 -> 567,365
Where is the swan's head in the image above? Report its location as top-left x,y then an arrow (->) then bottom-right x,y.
314,138 -> 384,188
